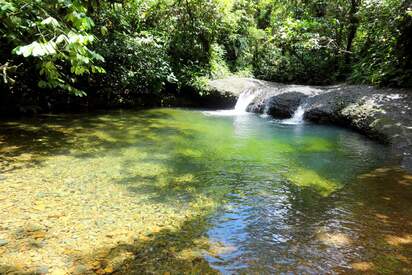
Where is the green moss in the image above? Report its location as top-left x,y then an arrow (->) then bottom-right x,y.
300,137 -> 335,152
286,167 -> 339,196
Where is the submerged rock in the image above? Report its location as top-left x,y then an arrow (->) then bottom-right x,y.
0,239 -> 8,246
35,266 -> 49,274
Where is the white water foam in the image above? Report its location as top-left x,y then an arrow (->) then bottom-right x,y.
281,105 -> 306,125
234,89 -> 256,113
203,89 -> 257,116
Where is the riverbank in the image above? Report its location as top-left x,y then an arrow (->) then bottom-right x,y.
206,77 -> 412,171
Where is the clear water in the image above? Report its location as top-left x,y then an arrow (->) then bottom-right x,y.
1,108 -> 412,274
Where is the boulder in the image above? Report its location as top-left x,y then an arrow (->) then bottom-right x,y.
207,77 -> 324,116
207,77 -> 276,97
264,92 -> 309,118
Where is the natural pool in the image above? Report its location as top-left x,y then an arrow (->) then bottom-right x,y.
0,108 -> 412,274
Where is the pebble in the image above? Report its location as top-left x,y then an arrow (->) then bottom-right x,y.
0,239 -> 8,246
36,266 -> 49,274
0,174 -> 6,181
0,136 -> 200,274
73,264 -> 88,274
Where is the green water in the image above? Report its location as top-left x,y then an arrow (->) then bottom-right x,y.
1,108 -> 412,274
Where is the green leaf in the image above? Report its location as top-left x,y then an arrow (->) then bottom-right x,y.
0,1 -> 16,13
41,17 -> 60,27
100,26 -> 109,36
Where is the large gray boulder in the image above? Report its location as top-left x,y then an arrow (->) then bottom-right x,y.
261,92 -> 309,118
208,77 -> 277,97
202,77 -> 272,109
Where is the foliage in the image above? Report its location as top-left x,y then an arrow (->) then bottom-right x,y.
0,0 -> 105,95
1,0 -> 411,113
351,0 -> 412,87
91,30 -> 174,105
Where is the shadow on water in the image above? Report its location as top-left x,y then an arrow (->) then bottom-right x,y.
82,216 -> 220,274
108,215 -> 219,275
0,109 -> 225,274
1,109 -> 411,274
0,215 -> 218,274
0,110 -> 184,173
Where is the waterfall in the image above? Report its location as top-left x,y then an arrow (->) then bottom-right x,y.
281,104 -> 306,125
203,89 -> 257,116
234,89 -> 256,113
291,105 -> 305,122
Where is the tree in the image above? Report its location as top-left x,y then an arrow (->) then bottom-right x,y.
0,0 -> 105,95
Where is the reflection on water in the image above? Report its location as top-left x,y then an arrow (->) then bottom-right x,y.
0,108 -> 411,274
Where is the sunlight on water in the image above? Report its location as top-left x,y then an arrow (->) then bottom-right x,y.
0,109 -> 411,274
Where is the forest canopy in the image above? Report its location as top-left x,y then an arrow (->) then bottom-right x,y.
1,0 -> 411,112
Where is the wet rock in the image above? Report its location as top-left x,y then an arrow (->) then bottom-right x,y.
206,77 -> 281,109
35,266 -> 49,274
304,85 -> 367,124
72,264 -> 88,274
208,77 -> 270,97
264,92 -> 309,118
304,85 -> 412,141
208,77 -> 324,114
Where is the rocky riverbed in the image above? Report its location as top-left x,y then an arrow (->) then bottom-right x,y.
0,153 -> 211,274
0,115 -> 220,275
207,77 -> 412,171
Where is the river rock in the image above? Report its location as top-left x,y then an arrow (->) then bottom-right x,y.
206,77 -> 276,109
208,77 -> 272,97
263,92 -> 309,118
303,85 -> 367,125
0,239 -> 8,246
35,266 -> 49,274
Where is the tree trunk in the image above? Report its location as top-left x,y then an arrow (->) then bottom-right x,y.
345,0 -> 361,64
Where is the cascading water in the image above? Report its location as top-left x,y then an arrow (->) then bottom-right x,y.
203,89 -> 257,116
234,89 -> 256,113
281,104 -> 306,125
203,87 -> 308,124
259,104 -> 271,118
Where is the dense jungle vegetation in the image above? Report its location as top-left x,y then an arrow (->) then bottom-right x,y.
1,0 -> 411,114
